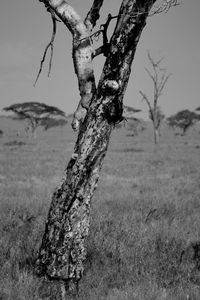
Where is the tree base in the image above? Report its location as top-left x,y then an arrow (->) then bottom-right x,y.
38,277 -> 79,300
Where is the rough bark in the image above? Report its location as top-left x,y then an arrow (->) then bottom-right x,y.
36,0 -> 156,294
84,0 -> 104,31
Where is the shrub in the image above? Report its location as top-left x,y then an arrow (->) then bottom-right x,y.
4,141 -> 26,147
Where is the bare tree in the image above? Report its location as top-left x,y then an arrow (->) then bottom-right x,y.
34,0 -> 179,297
140,51 -> 170,144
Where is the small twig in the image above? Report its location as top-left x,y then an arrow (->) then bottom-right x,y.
149,0 -> 181,16
139,90 -> 152,111
34,11 -> 58,87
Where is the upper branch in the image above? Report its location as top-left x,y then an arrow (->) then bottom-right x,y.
140,51 -> 171,117
84,0 -> 104,32
92,14 -> 118,58
157,71 -> 171,97
40,0 -> 87,37
140,91 -> 152,111
39,1 -> 96,131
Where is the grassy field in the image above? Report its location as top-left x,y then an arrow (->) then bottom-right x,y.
0,117 -> 200,299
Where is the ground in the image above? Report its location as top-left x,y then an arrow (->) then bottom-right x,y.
0,117 -> 200,299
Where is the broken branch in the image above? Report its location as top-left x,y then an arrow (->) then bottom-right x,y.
34,11 -> 57,87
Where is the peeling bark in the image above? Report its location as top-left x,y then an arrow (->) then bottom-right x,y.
71,35 -> 96,131
36,0 -> 157,294
42,0 -> 97,131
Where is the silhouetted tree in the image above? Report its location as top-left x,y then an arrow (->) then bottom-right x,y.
167,109 -> 200,135
3,102 -> 66,137
140,52 -> 170,144
34,0 -> 180,296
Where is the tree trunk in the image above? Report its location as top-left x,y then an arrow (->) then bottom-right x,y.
27,118 -> 37,138
36,0 -> 156,295
153,126 -> 159,144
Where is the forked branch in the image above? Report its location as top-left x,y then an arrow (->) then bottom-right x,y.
81,13 -> 118,58
34,11 -> 58,87
157,71 -> 171,98
37,1 -> 96,131
139,90 -> 152,112
92,14 -> 118,58
145,51 -> 171,102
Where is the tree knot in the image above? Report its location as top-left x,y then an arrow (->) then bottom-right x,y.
102,80 -> 120,95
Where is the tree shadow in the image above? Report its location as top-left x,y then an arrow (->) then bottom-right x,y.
111,148 -> 144,153
4,140 -> 27,147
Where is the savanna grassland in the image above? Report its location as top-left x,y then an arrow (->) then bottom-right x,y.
0,117 -> 200,300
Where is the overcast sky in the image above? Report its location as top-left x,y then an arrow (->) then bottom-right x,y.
0,0 -> 199,119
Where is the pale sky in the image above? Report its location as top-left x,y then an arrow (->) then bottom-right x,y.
0,0 -> 199,119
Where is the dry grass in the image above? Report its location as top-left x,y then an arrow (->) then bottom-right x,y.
0,118 -> 200,299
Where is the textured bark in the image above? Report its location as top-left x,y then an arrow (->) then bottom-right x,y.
36,0 -> 156,293
84,0 -> 105,31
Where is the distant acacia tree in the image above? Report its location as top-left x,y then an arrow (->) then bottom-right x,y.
195,107 -> 200,114
40,117 -> 68,131
167,109 -> 200,135
122,105 -> 145,136
3,102 -> 66,137
33,0 -> 180,296
140,52 -> 170,144
127,118 -> 146,136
